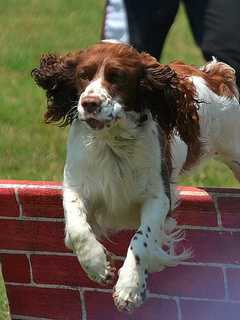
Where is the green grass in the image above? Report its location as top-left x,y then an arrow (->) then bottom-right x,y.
0,0 -> 104,181
0,0 -> 239,186
0,268 -> 10,320
0,1 -> 239,316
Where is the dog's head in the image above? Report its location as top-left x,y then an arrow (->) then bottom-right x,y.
32,42 -> 199,143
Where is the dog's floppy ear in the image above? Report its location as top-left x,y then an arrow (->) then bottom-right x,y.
31,52 -> 80,126
140,52 -> 199,144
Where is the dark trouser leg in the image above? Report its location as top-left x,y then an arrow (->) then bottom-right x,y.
102,0 -> 180,60
124,0 -> 180,59
183,0 -> 240,88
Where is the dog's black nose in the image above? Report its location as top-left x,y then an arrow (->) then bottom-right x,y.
81,96 -> 101,113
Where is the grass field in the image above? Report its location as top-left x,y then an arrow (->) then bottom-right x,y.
0,0 -> 239,317
0,268 -> 10,320
0,0 -> 239,187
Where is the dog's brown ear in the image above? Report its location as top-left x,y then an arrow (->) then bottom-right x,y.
140,52 -> 199,144
31,52 -> 80,126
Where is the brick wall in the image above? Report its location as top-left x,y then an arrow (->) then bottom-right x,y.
0,180 -> 240,320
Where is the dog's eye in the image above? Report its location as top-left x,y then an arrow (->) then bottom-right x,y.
107,70 -> 127,85
78,70 -> 91,81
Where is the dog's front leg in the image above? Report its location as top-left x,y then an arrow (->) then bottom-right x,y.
63,188 -> 115,285
113,192 -> 183,312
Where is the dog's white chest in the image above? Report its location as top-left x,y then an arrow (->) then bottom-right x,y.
64,120 -> 162,230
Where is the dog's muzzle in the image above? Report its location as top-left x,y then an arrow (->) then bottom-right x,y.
81,95 -> 102,115
78,95 -> 106,130
78,98 -> 124,130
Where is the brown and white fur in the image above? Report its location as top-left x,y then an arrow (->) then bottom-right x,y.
32,42 -> 240,312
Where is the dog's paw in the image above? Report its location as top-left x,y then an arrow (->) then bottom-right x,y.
84,252 -> 116,285
77,243 -> 116,286
113,266 -> 148,312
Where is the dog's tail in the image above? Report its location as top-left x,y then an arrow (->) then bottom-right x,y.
200,57 -> 239,101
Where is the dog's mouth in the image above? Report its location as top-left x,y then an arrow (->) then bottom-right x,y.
85,118 -> 105,130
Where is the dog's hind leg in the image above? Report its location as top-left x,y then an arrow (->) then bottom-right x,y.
222,155 -> 240,182
213,102 -> 240,183
230,159 -> 240,182
215,128 -> 240,183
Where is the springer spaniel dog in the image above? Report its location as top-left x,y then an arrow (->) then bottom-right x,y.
32,41 -> 240,312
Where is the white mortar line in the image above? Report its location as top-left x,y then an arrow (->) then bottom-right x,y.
81,287 -> 113,293
2,214 -> 240,231
147,292 -> 176,301
1,249 -> 240,268
0,249 -> 74,256
213,195 -> 223,227
5,281 -> 113,293
12,315 -> 52,320
0,215 -> 64,222
178,225 -> 240,232
178,295 -> 240,304
27,253 -> 35,285
6,281 -> 79,291
6,281 -> 240,304
151,293 -> 240,304
209,192 -> 240,198
180,261 -> 240,269
175,297 -> 182,320
222,266 -> 230,301
79,289 -> 87,320
178,296 -> 240,303
148,293 -> 228,303
23,216 -> 64,222
14,188 -> 24,219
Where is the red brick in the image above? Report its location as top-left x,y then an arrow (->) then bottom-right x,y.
102,231 -> 134,257
226,268 -> 240,300
149,265 -> 225,299
18,187 -> 63,218
217,197 -> 240,228
181,300 -> 240,320
181,230 -> 240,264
1,254 -> 30,283
99,229 -> 240,266
173,192 -> 217,227
0,188 -> 19,217
0,219 -> 67,252
85,291 -> 178,320
7,285 -> 81,320
31,255 -> 122,288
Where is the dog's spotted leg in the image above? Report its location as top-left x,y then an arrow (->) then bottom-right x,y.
63,188 -> 115,285
113,192 -> 186,312
113,244 -> 149,313
113,193 -> 169,312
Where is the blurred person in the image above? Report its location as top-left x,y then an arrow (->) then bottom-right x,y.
102,0 -> 240,88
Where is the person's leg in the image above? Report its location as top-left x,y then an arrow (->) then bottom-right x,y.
101,0 -> 130,43
184,0 -> 240,88
102,0 -> 180,60
124,0 -> 180,59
